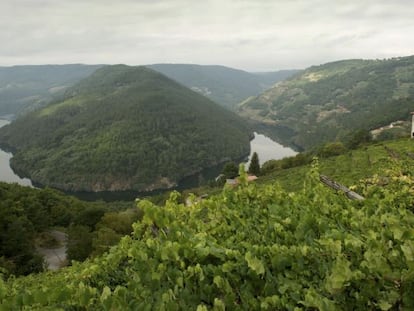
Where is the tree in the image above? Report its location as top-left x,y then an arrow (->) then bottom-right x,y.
345,130 -> 372,149
318,142 -> 346,158
222,162 -> 239,179
91,227 -> 121,257
74,206 -> 106,229
67,225 -> 92,262
248,152 -> 260,176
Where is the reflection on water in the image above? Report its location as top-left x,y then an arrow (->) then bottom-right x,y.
0,121 -> 296,201
246,132 -> 297,166
0,119 -> 33,187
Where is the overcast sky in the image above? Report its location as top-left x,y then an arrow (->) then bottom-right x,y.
1,0 -> 413,71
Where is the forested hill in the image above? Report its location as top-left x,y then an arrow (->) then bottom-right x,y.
0,63 -> 298,116
0,65 -> 251,192
0,64 -> 102,116
148,64 -> 299,109
238,55 -> 414,150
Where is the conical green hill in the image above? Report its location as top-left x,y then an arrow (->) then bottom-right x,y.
0,65 -> 251,192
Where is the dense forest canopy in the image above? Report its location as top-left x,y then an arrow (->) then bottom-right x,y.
239,56 -> 414,149
0,182 -> 100,275
0,181 -> 140,276
0,65 -> 251,192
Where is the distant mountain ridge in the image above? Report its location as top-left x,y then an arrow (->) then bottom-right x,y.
0,63 -> 298,117
0,65 -> 251,192
0,64 -> 102,116
239,56 -> 414,149
147,64 -> 299,109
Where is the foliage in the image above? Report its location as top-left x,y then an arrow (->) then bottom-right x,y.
74,206 -> 107,229
0,204 -> 44,276
261,150 -> 315,175
91,209 -> 142,257
258,137 -> 414,195
148,64 -> 299,109
0,182 -> 132,275
67,225 -> 93,262
1,160 -> 414,309
345,129 -> 372,150
316,141 -> 347,158
248,151 -> 260,175
0,183 -> 77,275
373,122 -> 410,142
0,64 -> 101,116
239,56 -> 414,150
0,65 -> 252,192
221,162 -> 239,179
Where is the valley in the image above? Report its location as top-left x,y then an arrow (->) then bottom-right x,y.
239,56 -> 414,150
2,137 -> 414,309
0,65 -> 253,193
1,56 -> 414,310
2,0 -> 414,308
148,64 -> 299,109
0,118 -> 296,201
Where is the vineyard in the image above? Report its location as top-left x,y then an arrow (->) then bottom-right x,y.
1,161 -> 414,310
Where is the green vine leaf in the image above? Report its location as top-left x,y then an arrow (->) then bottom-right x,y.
245,252 -> 265,275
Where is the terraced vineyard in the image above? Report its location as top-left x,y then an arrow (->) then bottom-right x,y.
1,156 -> 414,309
258,138 -> 414,192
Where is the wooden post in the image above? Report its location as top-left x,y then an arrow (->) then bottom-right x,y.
319,175 -> 365,200
411,112 -> 414,138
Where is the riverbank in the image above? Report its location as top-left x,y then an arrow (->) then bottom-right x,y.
0,119 -> 33,187
0,118 -> 296,201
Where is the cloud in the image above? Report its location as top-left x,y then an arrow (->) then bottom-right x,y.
0,0 -> 413,70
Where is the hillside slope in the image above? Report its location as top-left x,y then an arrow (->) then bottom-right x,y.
0,65 -> 251,192
0,64 -> 102,116
148,64 -> 299,109
239,56 -> 414,149
0,182 -> 108,275
1,157 -> 413,309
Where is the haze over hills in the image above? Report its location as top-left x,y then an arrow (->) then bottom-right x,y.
238,56 -> 414,150
0,64 -> 298,117
0,64 -> 103,116
0,65 -> 251,192
147,64 -> 299,109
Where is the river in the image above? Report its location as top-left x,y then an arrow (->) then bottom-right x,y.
0,119 -> 296,200
0,119 -> 33,187
246,132 -> 297,166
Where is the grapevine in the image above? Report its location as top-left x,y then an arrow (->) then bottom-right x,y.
1,163 -> 414,310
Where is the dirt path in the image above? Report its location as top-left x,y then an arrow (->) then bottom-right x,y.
37,230 -> 67,271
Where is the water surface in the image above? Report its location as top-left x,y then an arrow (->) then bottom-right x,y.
0,119 -> 33,187
0,121 -> 296,200
246,132 -> 297,167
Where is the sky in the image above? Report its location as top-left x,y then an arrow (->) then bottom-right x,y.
1,0 -> 413,71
